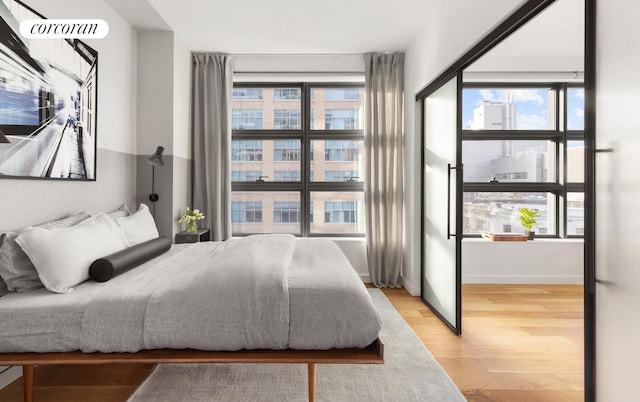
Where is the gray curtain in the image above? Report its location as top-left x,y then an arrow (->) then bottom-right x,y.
191,53 -> 233,240
364,52 -> 405,288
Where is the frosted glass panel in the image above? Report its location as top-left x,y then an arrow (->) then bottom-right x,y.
422,76 -> 460,331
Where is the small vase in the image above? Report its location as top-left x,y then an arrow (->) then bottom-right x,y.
525,230 -> 535,240
186,221 -> 198,233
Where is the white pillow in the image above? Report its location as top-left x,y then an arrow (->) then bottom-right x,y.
106,203 -> 131,219
15,213 -> 129,293
117,203 -> 159,246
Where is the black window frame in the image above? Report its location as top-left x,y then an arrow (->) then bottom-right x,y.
462,82 -> 584,238
231,82 -> 365,237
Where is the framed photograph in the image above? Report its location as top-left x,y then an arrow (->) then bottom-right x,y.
0,0 -> 98,180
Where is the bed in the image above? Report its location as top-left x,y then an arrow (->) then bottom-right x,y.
0,233 -> 383,402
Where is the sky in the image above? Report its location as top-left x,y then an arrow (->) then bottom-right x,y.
462,88 -> 584,131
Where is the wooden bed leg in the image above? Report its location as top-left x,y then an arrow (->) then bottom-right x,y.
307,363 -> 316,402
22,365 -> 34,402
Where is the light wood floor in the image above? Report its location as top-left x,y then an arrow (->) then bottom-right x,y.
0,284 -> 583,402
384,284 -> 584,402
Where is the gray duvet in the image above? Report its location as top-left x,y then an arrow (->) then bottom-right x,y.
0,235 -> 381,353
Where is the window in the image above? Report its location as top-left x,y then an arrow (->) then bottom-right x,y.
274,140 -> 300,161
274,109 -> 301,129
231,201 -> 262,223
462,83 -> 584,237
567,88 -> 585,130
325,201 -> 357,223
231,84 -> 364,236
567,192 -> 584,236
232,109 -> 263,130
274,170 -> 300,182
232,89 -> 263,100
310,88 -> 364,130
324,140 -> 360,161
325,170 -> 359,182
324,109 -> 361,130
324,89 -> 360,100
311,192 -> 364,234
274,89 -> 301,100
311,140 -> 363,183
463,192 -> 555,235
463,87 -> 556,130
232,140 -> 263,161
232,170 -> 262,181
274,202 -> 300,223
232,192 -> 300,234
462,140 -> 554,183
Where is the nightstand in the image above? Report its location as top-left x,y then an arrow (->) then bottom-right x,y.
175,228 -> 211,244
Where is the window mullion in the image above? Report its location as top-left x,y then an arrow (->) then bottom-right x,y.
460,83 -> 584,238
232,82 -> 364,237
302,82 -> 310,237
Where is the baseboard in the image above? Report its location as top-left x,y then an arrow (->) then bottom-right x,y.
463,275 -> 584,285
401,276 -> 420,296
0,366 -> 21,390
359,273 -> 371,283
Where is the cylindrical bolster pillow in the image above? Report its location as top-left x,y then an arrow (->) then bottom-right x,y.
89,236 -> 171,282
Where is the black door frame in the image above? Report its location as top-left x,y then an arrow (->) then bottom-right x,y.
415,0 -> 596,400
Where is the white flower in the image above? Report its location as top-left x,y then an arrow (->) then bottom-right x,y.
177,207 -> 205,224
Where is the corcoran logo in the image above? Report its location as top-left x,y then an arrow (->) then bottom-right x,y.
19,19 -> 109,39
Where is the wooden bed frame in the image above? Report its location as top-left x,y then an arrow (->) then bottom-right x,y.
0,338 -> 383,402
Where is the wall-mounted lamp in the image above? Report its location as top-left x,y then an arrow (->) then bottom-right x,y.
147,146 -> 164,215
0,128 -> 10,143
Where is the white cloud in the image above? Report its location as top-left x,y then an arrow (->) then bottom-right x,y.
572,108 -> 584,118
476,89 -> 497,107
477,89 -> 545,106
479,89 -> 497,101
572,89 -> 585,99
501,89 -> 545,105
517,113 -> 549,130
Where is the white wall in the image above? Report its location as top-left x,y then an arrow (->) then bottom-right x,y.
0,0 -> 138,232
463,239 -> 583,284
402,0 -> 526,295
135,31 -> 191,238
333,239 -> 369,283
137,31 -> 174,157
172,35 -> 191,235
172,36 -> 192,160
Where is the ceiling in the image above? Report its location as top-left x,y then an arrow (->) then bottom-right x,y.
105,0 -> 525,54
104,0 -> 584,78
466,0 -> 584,75
486,0 -> 584,56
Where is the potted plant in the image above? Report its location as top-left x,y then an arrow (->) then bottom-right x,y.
519,207 -> 539,240
178,207 -> 205,233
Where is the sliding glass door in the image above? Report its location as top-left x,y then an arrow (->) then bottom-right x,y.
421,73 -> 462,334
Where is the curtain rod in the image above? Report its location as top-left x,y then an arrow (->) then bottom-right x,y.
233,71 -> 364,75
230,53 -> 365,57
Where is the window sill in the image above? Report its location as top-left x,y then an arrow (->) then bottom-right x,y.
463,237 -> 583,244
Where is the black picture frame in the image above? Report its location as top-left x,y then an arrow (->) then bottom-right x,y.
0,0 -> 98,181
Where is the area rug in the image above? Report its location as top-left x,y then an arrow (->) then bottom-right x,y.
127,289 -> 466,401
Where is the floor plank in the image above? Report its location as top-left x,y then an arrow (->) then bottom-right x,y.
0,284 -> 584,402
384,284 -> 584,402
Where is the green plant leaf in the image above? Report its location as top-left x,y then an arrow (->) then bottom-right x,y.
519,207 -> 539,230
